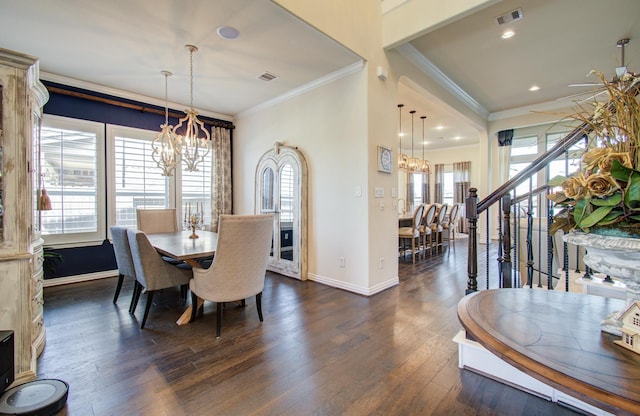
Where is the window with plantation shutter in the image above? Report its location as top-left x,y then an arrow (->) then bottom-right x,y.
181,156 -> 212,228
108,125 -> 173,230
40,115 -> 105,246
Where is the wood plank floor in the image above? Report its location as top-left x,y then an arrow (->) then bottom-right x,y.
39,238 -> 582,415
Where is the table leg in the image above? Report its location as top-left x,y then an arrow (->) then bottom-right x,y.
176,296 -> 203,326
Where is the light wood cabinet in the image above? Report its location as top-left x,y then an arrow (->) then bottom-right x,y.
0,48 -> 48,384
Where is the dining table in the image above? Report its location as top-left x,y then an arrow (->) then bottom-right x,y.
146,230 -> 218,325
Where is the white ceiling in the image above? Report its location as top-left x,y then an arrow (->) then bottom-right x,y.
1,0 -> 639,153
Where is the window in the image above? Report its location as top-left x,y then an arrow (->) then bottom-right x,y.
41,117 -> 213,246
40,115 -> 105,246
443,171 -> 454,207
107,125 -> 174,230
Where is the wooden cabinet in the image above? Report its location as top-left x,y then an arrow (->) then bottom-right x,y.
0,48 -> 48,384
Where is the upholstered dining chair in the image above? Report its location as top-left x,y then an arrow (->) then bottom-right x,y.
109,226 -> 137,312
136,208 -> 178,234
442,203 -> 461,246
419,203 -> 438,259
431,203 -> 449,251
189,214 -> 274,338
398,204 -> 425,264
127,229 -> 192,329
136,208 -> 185,264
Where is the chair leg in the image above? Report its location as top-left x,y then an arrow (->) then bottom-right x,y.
113,273 -> 124,304
216,302 -> 223,338
130,281 -> 142,314
256,293 -> 263,322
180,284 -> 188,302
140,290 -> 154,329
190,291 -> 198,323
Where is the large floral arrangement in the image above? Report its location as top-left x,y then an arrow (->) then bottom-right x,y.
549,70 -> 640,237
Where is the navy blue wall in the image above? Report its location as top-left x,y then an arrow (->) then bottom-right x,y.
42,81 -> 233,279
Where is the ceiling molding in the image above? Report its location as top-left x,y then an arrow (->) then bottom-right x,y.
238,61 -> 365,118
396,43 -> 489,120
488,98 -> 575,122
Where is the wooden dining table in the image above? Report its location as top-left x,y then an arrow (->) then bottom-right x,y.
146,230 -> 218,325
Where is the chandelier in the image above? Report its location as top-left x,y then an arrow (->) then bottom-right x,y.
407,110 -> 420,171
151,70 -> 181,176
397,104 -> 408,170
174,44 -> 211,172
417,115 -> 431,173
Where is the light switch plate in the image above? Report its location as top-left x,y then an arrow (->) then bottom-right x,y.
374,186 -> 384,198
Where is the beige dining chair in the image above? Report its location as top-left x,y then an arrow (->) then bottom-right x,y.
127,229 -> 192,329
431,203 -> 449,251
442,203 -> 461,247
189,214 -> 274,338
136,208 -> 184,264
136,208 -> 178,234
109,226 -> 138,312
398,204 -> 425,264
419,203 -> 437,258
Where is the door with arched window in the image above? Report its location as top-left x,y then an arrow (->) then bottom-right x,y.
255,142 -> 307,280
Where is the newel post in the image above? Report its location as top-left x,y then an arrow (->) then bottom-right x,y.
466,188 -> 478,294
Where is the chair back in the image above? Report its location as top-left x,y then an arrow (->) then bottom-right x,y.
191,214 -> 274,302
447,204 -> 460,226
136,208 -> 178,234
127,229 -> 191,290
411,204 -> 425,229
423,204 -> 437,228
110,226 -> 136,279
437,203 -> 449,224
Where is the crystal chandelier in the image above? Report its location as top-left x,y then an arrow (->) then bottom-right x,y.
397,104 -> 408,170
417,115 -> 431,173
175,44 -> 210,172
151,70 -> 181,176
407,110 -> 420,172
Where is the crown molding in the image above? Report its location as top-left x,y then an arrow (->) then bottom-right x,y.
396,43 -> 489,120
238,61 -> 365,118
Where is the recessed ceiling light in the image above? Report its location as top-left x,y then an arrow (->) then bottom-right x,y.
501,30 -> 515,39
217,26 -> 240,40
436,125 -> 444,130
453,136 -> 461,141
529,85 -> 540,92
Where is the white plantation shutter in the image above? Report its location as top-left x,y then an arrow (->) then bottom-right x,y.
40,115 -> 105,246
181,155 -> 212,227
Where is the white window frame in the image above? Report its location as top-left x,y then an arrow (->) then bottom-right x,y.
106,124 -> 178,236
40,114 -> 106,247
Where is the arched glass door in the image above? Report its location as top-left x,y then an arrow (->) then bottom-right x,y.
256,142 -> 307,280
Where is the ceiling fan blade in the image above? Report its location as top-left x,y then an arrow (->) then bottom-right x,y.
568,83 -> 605,87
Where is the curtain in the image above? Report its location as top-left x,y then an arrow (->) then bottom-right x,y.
422,173 -> 430,203
210,126 -> 232,231
406,171 -> 414,210
453,161 -> 471,233
498,129 -> 513,189
434,164 -> 444,203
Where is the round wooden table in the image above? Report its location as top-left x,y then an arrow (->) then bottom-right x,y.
457,289 -> 640,415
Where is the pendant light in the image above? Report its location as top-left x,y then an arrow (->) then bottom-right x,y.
397,104 -> 408,170
418,115 -> 431,173
174,44 -> 211,172
151,70 -> 181,176
407,110 -> 419,171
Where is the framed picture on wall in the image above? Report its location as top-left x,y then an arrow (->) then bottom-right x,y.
377,145 -> 392,174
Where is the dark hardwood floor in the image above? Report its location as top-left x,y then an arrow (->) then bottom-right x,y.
39,238 -> 581,415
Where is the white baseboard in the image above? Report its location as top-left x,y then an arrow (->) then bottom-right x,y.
43,270 -> 118,287
453,330 -> 614,416
307,273 -> 398,296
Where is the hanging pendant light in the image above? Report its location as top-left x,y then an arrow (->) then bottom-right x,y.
407,110 -> 420,171
151,70 -> 181,176
397,104 -> 408,170
418,115 -> 431,173
175,44 -> 211,172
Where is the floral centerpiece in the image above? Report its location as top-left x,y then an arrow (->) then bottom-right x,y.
548,70 -> 640,238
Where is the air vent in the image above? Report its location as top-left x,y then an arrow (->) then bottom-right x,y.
496,8 -> 523,25
257,72 -> 278,82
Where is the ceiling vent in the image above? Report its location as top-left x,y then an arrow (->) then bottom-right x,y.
257,72 -> 278,82
495,8 -> 523,25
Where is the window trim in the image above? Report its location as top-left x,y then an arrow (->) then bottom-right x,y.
106,124 -> 178,237
41,114 -> 106,247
